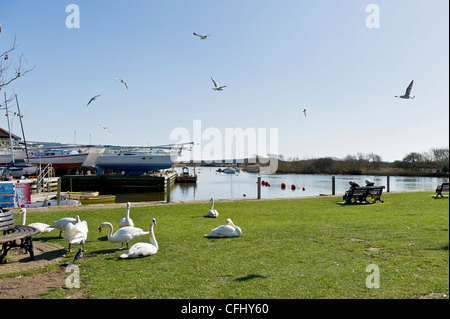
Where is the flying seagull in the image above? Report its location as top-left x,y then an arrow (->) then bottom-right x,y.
86,95 -> 101,107
116,78 -> 128,89
211,77 -> 227,91
99,124 -> 109,131
302,108 -> 307,117
395,80 -> 415,99
72,248 -> 84,264
193,32 -> 210,40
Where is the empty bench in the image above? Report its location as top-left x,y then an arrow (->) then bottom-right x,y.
1,209 -> 39,261
344,186 -> 385,204
435,183 -> 449,198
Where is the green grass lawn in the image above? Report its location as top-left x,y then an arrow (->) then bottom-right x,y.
6,191 -> 449,299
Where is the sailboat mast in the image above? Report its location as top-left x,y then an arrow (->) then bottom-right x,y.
15,94 -> 29,161
4,92 -> 15,163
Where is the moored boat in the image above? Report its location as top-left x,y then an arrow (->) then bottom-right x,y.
79,194 -> 116,205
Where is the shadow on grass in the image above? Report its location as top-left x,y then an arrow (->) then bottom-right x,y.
234,274 -> 267,282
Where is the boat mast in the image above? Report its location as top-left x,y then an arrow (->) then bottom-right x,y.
4,92 -> 15,164
15,94 -> 29,162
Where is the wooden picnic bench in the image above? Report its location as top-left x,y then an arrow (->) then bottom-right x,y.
435,182 -> 449,198
343,186 -> 385,204
0,209 -> 40,261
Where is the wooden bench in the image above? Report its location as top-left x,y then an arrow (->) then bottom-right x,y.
435,183 -> 449,198
344,186 -> 385,204
0,209 -> 40,261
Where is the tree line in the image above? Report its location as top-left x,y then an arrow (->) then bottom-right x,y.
275,147 -> 449,177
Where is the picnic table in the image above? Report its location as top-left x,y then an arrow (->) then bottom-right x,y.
1,209 -> 39,261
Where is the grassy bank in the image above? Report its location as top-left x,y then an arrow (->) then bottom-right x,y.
6,191 -> 449,299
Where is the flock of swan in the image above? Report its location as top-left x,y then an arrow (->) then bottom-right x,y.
17,198 -> 241,260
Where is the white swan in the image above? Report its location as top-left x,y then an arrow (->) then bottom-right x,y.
207,198 -> 219,218
119,202 -> 134,228
120,218 -> 158,259
205,218 -> 242,238
50,217 -> 77,237
19,208 -> 54,234
98,222 -> 149,250
65,215 -> 89,251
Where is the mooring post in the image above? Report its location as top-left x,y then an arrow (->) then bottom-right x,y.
166,177 -> 171,203
332,176 -> 336,195
257,176 -> 261,199
387,176 -> 390,192
57,177 -> 61,206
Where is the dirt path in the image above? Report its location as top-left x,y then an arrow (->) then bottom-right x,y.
0,242 -> 85,299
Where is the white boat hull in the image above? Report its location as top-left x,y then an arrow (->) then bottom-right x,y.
28,153 -> 88,170
96,152 -> 173,173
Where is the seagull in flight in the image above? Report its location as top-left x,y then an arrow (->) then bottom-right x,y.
99,124 -> 110,131
395,80 -> 415,99
302,108 -> 307,117
86,95 -> 101,107
193,32 -> 210,40
116,78 -> 128,89
211,77 -> 227,91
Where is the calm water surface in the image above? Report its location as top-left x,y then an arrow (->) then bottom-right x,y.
115,167 -> 449,203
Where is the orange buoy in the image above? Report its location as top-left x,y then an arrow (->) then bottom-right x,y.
302,187 -> 306,191
281,183 -> 286,188
291,184 -> 296,190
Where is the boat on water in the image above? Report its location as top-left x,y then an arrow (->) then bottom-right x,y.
28,149 -> 89,170
223,166 -> 236,174
95,148 -> 174,175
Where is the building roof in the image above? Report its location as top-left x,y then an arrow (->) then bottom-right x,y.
0,127 -> 21,141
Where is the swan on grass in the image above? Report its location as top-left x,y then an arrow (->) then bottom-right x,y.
120,218 -> 158,259
206,198 -> 219,218
65,216 -> 88,252
119,202 -> 134,228
50,217 -> 77,237
205,218 -> 242,238
98,222 -> 149,250
19,208 -> 54,234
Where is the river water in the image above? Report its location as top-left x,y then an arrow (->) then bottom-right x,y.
114,167 -> 449,203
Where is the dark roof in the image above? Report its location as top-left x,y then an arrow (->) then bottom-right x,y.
0,127 -> 21,140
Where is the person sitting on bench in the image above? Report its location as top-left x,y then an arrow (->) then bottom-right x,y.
365,178 -> 375,187
344,180 -> 361,204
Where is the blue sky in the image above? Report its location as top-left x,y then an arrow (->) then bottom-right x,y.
0,0 -> 448,162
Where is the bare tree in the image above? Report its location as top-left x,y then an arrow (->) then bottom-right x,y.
0,35 -> 34,101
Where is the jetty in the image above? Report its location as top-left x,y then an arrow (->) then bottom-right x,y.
60,171 -> 177,194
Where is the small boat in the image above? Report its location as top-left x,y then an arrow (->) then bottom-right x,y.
31,198 -> 81,208
223,167 -> 236,174
67,191 -> 100,197
176,166 -> 197,183
28,149 -> 89,170
79,194 -> 116,205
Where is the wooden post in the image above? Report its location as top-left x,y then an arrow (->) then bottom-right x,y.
332,176 -> 336,195
257,176 -> 261,199
166,177 -> 171,203
387,176 -> 390,193
57,177 -> 61,206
